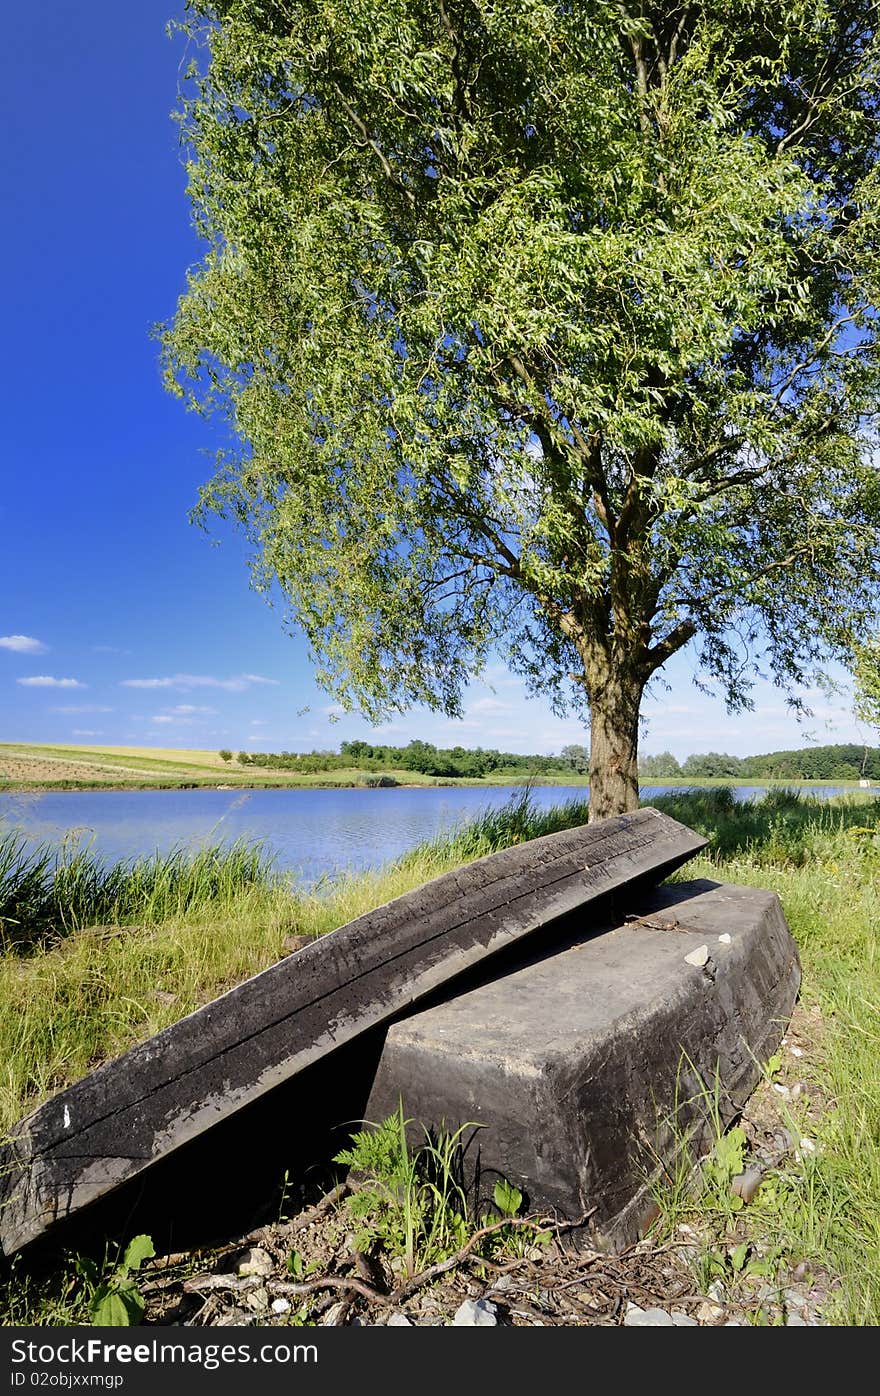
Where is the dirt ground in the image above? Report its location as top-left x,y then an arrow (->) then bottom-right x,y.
0,754 -> 167,783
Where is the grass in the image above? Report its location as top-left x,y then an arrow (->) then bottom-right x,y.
648,785 -> 880,1324
0,792 -> 590,1132
1,786 -> 879,1323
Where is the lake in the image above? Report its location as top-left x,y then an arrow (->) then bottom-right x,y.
0,783 -> 856,885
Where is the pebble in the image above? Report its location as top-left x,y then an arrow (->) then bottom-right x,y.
452,1298 -> 498,1327
670,1311 -> 699,1326
236,1247 -> 273,1278
731,1165 -> 764,1203
245,1287 -> 269,1314
387,1313 -> 413,1327
718,934 -> 732,945
321,1302 -> 348,1326
271,1298 -> 291,1315
695,1301 -> 725,1323
624,1304 -> 675,1327
684,944 -> 710,967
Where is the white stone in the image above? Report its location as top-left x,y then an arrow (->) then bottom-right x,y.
624,1305 -> 675,1327
684,944 -> 710,967
670,1311 -> 699,1326
236,1246 -> 273,1278
387,1313 -> 413,1327
718,934 -> 732,945
271,1298 -> 291,1315
453,1298 -> 498,1327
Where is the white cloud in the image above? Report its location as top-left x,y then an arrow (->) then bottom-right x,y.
170,704 -> 217,715
480,665 -> 524,690
151,715 -> 176,725
51,704 -> 114,714
122,678 -> 174,690
17,675 -> 85,689
466,696 -> 513,716
122,674 -> 279,692
72,729 -> 102,736
0,634 -> 47,654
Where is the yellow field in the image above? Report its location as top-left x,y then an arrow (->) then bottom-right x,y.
0,743 -> 256,785
4,743 -> 230,766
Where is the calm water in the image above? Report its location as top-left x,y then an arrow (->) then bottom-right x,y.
0,784 -> 855,885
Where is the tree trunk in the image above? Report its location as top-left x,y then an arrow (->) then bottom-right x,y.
587,671 -> 643,821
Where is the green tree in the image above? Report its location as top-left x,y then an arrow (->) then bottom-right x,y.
854,637 -> 880,730
639,751 -> 682,778
218,748 -> 233,763
164,1 -> 880,819
560,743 -> 589,774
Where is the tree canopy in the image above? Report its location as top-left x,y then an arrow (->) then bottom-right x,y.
164,0 -> 880,817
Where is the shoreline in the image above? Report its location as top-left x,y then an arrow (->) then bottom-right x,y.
0,775 -> 868,794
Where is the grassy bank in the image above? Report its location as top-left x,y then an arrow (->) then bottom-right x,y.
0,795 -> 588,1133
1,789 -> 879,1323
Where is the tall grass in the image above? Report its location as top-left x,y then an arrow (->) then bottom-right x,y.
652,787 -> 880,1324
0,828 -> 277,952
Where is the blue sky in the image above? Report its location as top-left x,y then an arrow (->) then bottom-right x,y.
0,3 -> 867,761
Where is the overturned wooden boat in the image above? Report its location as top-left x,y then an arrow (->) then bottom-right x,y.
0,808 -> 705,1254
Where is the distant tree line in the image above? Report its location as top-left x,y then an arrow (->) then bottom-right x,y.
221,741 -> 879,782
231,739 -> 572,777
638,745 -> 879,781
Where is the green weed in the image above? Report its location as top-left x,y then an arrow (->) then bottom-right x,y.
333,1103 -> 474,1278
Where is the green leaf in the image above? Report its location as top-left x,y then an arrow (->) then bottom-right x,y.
493,1178 -> 523,1217
730,1242 -> 749,1273
120,1234 -> 155,1275
90,1283 -> 144,1327
714,1126 -> 747,1181
765,1054 -> 783,1080
287,1250 -> 304,1277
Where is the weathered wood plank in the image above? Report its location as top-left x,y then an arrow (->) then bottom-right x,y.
0,808 -> 706,1253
